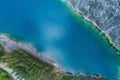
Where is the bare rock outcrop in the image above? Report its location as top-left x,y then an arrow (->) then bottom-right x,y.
65,0 -> 120,51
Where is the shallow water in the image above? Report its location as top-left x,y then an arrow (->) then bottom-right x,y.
0,0 -> 119,79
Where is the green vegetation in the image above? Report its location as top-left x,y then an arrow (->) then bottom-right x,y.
0,45 -> 5,57
0,68 -> 13,80
57,72 -> 105,80
0,48 -> 105,80
0,49 -> 56,80
58,74 -> 81,80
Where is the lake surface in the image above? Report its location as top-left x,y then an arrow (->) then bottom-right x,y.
0,0 -> 119,79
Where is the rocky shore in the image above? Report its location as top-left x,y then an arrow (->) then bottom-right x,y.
64,0 -> 120,54
0,34 -> 105,79
0,34 -> 59,69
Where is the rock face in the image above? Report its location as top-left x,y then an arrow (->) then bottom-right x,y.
0,34 -> 36,53
65,0 -> 120,50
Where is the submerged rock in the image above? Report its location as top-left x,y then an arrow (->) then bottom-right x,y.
65,0 -> 120,51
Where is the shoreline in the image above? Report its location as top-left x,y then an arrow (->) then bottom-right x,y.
0,34 -> 60,72
0,34 -> 105,79
63,1 -> 120,55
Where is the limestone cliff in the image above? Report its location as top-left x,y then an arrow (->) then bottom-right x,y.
65,0 -> 120,51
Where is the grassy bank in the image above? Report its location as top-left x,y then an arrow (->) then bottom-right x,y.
0,49 -> 56,80
0,68 -> 13,80
0,48 -> 105,80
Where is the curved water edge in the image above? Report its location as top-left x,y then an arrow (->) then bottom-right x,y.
0,32 -> 119,79
0,34 -> 104,79
62,0 -> 120,55
0,34 -> 59,69
60,0 -> 120,79
0,0 -> 119,79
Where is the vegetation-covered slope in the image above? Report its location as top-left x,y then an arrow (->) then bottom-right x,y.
0,49 -> 56,80
0,68 -> 13,80
0,45 -> 5,57
0,49 -> 105,80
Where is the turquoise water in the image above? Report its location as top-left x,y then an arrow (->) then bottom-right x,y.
0,0 -> 119,79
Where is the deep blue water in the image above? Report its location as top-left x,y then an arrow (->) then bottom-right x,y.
0,0 -> 119,79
